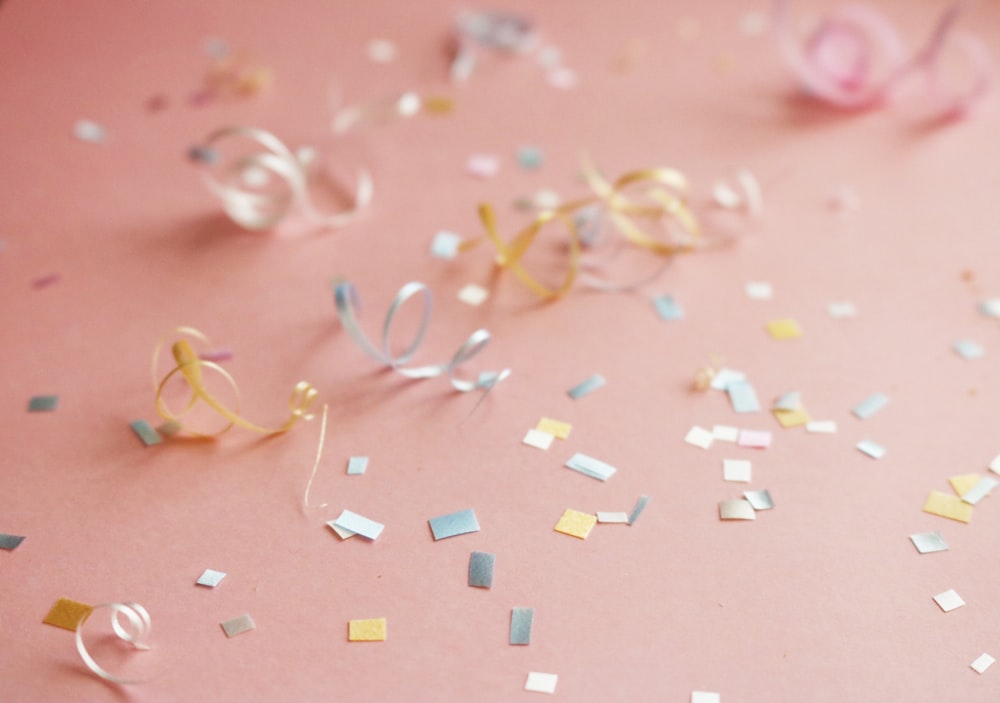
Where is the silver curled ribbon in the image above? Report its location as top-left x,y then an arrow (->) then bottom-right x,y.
198,126 -> 372,231
75,602 -> 152,685
333,280 -> 510,392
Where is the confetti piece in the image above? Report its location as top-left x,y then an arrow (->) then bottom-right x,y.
564,453 -> 617,481
333,510 -> 385,540
719,500 -> 755,521
347,456 -> 369,475
653,295 -> 685,321
597,512 -> 630,523
773,392 -> 801,412
567,374 -> 606,399
466,154 -> 500,179
458,284 -> 489,306
429,508 -> 481,540
923,490 -> 973,523
430,231 -> 462,259
692,693 -> 721,703
43,598 -> 94,631
685,426 -> 715,450
130,419 -> 162,447
953,340 -> 984,360
806,420 -> 837,434
220,614 -> 256,638
828,301 -> 857,318
76,603 -> 152,685
723,459 -> 752,483
366,38 -> 397,63
766,318 -> 802,340
949,473 -> 982,497
334,281 -> 509,393
510,607 -> 534,645
738,429 -> 772,448
0,533 -> 25,550
73,119 -> 106,143
32,272 -> 60,289
773,406 -> 811,428
711,368 -> 746,391
933,589 -> 965,612
727,380 -> 760,413
196,569 -> 227,588
744,490 -> 774,510
745,281 -> 773,300
910,531 -> 948,554
712,169 -> 762,216
525,672 -> 558,694
990,454 -> 1000,475
971,653 -> 995,674
853,393 -> 889,419
856,440 -> 886,459
187,145 -> 218,164
517,146 -> 544,170
713,425 -> 740,442
27,395 -> 58,412
628,495 -> 650,524
348,618 -> 386,642
523,429 -> 555,450
469,552 -> 496,588
979,300 -> 1000,318
554,509 -> 597,539
327,521 -> 355,540
536,417 -> 571,439
962,476 -> 998,505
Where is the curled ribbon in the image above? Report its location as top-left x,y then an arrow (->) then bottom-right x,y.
76,602 -> 152,685
333,280 -> 510,392
775,0 -> 992,117
153,326 -> 318,437
197,126 -> 372,230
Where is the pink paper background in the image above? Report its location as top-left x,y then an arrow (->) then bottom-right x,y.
3,0 -> 1000,700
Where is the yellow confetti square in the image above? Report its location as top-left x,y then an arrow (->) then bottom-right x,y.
949,474 -> 981,498
537,417 -> 572,440
766,319 -> 802,340
923,490 -> 973,524
773,406 -> 811,428
348,618 -> 386,642
42,598 -> 93,631
554,509 -> 597,539
422,96 -> 454,114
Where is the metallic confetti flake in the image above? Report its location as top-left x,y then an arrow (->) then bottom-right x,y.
773,392 -> 801,412
130,419 -> 162,447
971,653 -> 995,674
468,552 -> 496,588
723,459 -> 752,483
923,491 -> 973,523
766,318 -> 802,340
43,598 -> 93,631
933,589 -> 965,613
220,614 -> 256,638
745,281 -> 773,300
525,671 -> 558,694
523,429 -> 554,450
348,617 -> 386,641
347,456 -> 369,475
196,569 -> 227,588
962,476 -> 999,505
852,393 -> 889,419
554,509 -> 597,539
564,453 -> 617,481
333,509 -> 385,540
727,380 -> 760,413
327,520 -> 356,540
979,300 -> 1000,318
710,368 -> 746,391
856,440 -> 886,459
430,230 -> 462,259
466,154 -> 500,179
510,607 -> 534,645
653,294 -> 684,321
429,508 -> 480,540
517,146 -> 544,170
719,499 -> 755,521
806,420 -> 837,434
692,693 -> 721,703
628,495 -> 650,524
597,512 -> 630,523
713,425 -> 740,442
458,284 -> 489,306
685,426 -> 715,450
828,301 -> 857,318
949,473 -> 982,497
73,119 -> 106,143
953,339 -> 984,360
909,531 -> 948,554
738,429 -> 772,448
744,490 -> 774,510
773,406 -> 811,428
27,395 -> 59,412
567,374 -> 606,399
536,417 -> 571,439
0,533 -> 26,550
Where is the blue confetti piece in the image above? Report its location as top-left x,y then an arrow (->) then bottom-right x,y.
653,295 -> 684,321
130,419 -> 163,447
428,508 -> 480,541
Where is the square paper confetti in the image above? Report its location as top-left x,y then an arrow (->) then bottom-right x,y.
458,284 -> 489,306
727,380 -> 760,413
554,509 -> 597,539
744,490 -> 774,510
713,425 -> 740,442
347,456 -> 369,475
685,426 -> 715,450
517,146 -> 544,170
773,406 -> 810,428
962,476 -> 998,505
523,429 -> 554,450
524,672 -> 558,694
567,374 -> 606,399
536,417 -> 571,439
766,318 -> 802,340
971,653 -> 995,674
196,569 -> 227,588
430,230 -> 462,259
853,393 -> 889,419
0,533 -> 26,550
469,552 -> 496,588
909,531 -> 948,554
933,589 -> 965,613
333,510 -> 385,540
510,607 -> 534,645
719,499 -> 755,521
723,459 -> 752,483
856,440 -> 886,459
220,614 -> 256,638
653,294 -> 685,321
42,598 -> 93,631
429,508 -> 481,540
564,453 -> 617,481
923,491 -> 973,523
348,618 -> 387,642
27,395 -> 59,412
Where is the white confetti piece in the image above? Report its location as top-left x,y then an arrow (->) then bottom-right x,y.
828,301 -> 857,318
347,456 -> 369,475
961,476 -> 998,505
333,510 -> 384,540
910,531 -> 948,554
366,38 -> 397,63
196,569 -> 227,588
685,426 -> 715,450
745,281 -> 773,300
523,429 -> 554,450
719,499 -> 755,520
713,425 -> 740,442
458,284 -> 489,306
73,119 -> 106,143
989,453 -> 1000,475
971,653 -> 995,674
565,453 -> 617,481
525,672 -> 558,694
596,511 -> 630,523
723,459 -> 752,483
806,420 -> 837,434
953,339 -> 984,360
692,692 -> 721,703
856,439 -> 886,459
710,368 -> 746,391
327,521 -> 356,540
979,300 -> 1000,318
853,393 -> 889,419
430,231 -> 462,259
933,589 -> 965,612
744,489 -> 774,510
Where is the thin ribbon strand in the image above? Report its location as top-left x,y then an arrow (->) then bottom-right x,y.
302,404 -> 330,511
75,603 -> 152,685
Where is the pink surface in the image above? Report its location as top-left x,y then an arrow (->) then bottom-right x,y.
3,0 -> 1000,700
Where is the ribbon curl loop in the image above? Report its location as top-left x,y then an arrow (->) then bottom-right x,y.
75,602 -> 152,685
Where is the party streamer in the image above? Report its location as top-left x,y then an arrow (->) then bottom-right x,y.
333,281 -> 509,392
75,602 -> 152,685
774,0 -> 992,117
153,327 -> 318,437
196,126 -> 372,230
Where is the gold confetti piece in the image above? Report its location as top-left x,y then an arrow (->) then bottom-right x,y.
536,417 -> 572,439
421,95 -> 454,114
773,406 -> 811,428
949,473 -> 981,497
152,327 -> 318,438
766,318 -> 802,340
923,490 -> 973,524
43,598 -> 93,631
348,618 -> 387,642
553,509 -> 597,539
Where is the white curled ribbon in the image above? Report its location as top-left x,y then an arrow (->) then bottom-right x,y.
333,280 -> 510,392
199,126 -> 373,231
76,602 -> 152,685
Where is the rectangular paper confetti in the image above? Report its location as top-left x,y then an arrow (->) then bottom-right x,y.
523,429 -> 554,450
727,380 -> 760,413
685,426 -> 715,450
953,339 -> 984,360
971,653 -> 995,674
738,429 -> 772,448
745,281 -> 773,300
564,453 -> 617,481
197,568 -> 227,587
766,318 -> 802,340
909,532 -> 947,555
806,420 -> 837,434
221,614 -> 255,638
853,393 -> 889,419
429,508 -> 480,540
597,512 -> 630,523
713,425 -> 739,442
430,230 -> 462,259
773,406 -> 810,428
333,510 -> 385,540
43,598 -> 93,631
924,491 -> 973,523
653,294 -> 684,321
347,456 -> 369,475
536,417 -> 571,439
468,552 -> 496,588
554,509 -> 597,539
628,495 -> 650,524
567,374 -> 606,400
962,476 -> 999,505
828,301 -> 857,318
723,459 -> 752,483
524,672 -> 557,694
744,490 -> 774,510
856,440 -> 886,459
27,395 -> 58,412
130,419 -> 162,446
458,284 -> 489,306
348,617 -> 386,642
692,693 -> 721,703
933,589 -> 965,612
719,499 -> 755,520
0,533 -> 26,550
510,607 -> 534,645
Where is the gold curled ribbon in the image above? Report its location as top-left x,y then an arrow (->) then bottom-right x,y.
460,156 -> 700,299
152,327 -> 318,438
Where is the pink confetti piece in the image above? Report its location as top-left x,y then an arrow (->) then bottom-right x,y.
199,348 -> 234,363
738,429 -> 772,449
466,154 -> 500,179
32,273 -> 60,289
